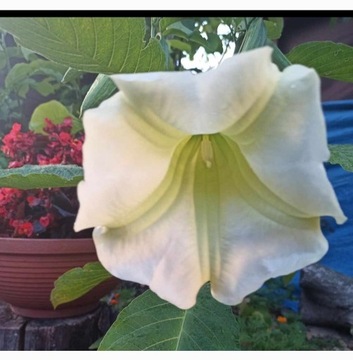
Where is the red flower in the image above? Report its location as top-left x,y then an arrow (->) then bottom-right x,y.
1,123 -> 37,167
0,188 -> 22,205
10,220 -> 34,237
39,214 -> 54,228
58,132 -> 72,146
0,117 -> 85,238
26,195 -> 41,207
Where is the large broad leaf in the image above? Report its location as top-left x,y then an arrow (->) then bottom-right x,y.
29,100 -> 82,134
328,144 -> 353,172
0,18 -> 167,74
51,261 -> 113,309
0,164 -> 83,189
80,74 -> 117,116
287,41 -> 353,82
99,284 -> 240,351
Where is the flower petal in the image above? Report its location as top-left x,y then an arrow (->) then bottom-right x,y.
92,138 -> 206,309
74,92 -> 185,231
92,134 -> 330,309
203,135 -> 328,305
111,47 -> 280,135
223,64 -> 346,224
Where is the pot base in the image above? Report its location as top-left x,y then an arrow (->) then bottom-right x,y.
0,237 -> 120,320
10,302 -> 100,319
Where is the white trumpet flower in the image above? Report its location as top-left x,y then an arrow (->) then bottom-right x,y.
75,47 -> 346,309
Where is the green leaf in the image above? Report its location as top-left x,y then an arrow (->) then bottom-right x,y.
5,59 -> 67,90
205,32 -> 223,54
188,31 -> 221,54
328,144 -> 353,172
0,164 -> 83,189
0,18 -> 167,74
287,41 -> 353,82
162,20 -> 194,37
99,284 -> 240,350
30,100 -> 82,134
20,46 -> 39,61
161,19 -> 222,54
264,17 -> 284,40
0,51 -> 6,70
17,83 -> 30,98
61,67 -> 82,83
80,74 -> 117,116
3,46 -> 24,60
30,78 -> 57,96
50,261 -> 113,309
167,39 -> 192,54
239,17 -> 267,53
29,100 -> 72,129
159,17 -> 185,33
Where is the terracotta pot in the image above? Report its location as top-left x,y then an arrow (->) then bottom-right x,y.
0,237 -> 119,319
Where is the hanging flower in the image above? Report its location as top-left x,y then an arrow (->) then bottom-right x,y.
74,47 -> 346,309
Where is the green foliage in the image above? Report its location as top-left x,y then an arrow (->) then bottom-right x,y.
159,17 -> 185,33
51,261 -> 113,309
0,18 -> 167,74
160,17 -> 227,68
238,312 -> 330,350
264,17 -> 284,40
329,144 -> 353,172
99,284 -> 240,350
162,18 -> 223,56
0,34 -> 30,126
29,100 -> 82,134
113,285 -> 145,311
0,164 -> 83,189
80,74 -> 117,116
0,49 -> 6,70
234,277 -> 343,350
0,30 -> 93,132
287,41 -> 353,82
238,17 -> 267,53
236,288 -> 343,350
4,59 -> 67,97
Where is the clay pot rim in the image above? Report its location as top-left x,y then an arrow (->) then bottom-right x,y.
0,237 -> 96,254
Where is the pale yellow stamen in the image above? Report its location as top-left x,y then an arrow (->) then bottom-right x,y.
201,135 -> 214,168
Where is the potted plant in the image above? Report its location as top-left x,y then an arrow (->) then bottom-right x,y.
0,117 -> 118,318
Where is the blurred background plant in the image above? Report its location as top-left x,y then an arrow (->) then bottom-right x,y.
0,30 -> 95,137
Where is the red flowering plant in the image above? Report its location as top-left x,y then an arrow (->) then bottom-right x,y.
0,118 -> 89,238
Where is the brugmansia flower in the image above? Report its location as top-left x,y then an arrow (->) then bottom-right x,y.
74,47 -> 346,309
